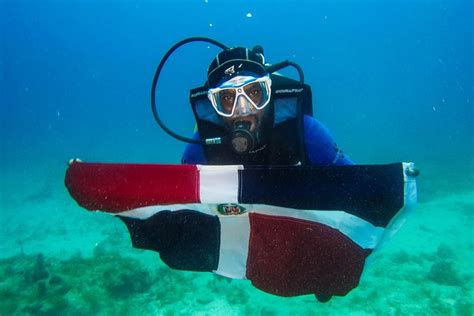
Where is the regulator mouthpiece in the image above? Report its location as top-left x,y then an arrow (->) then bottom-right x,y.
230,121 -> 255,154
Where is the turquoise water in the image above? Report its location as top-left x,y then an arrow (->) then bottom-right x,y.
1,0 -> 473,315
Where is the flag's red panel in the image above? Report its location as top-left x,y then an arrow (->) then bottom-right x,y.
65,161 -> 199,212
246,213 -> 372,297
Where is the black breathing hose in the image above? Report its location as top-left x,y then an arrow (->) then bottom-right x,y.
265,61 -> 304,84
150,37 -> 228,145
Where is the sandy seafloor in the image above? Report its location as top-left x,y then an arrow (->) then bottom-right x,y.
0,157 -> 472,315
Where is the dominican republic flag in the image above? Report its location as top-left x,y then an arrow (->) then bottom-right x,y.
65,161 -> 417,298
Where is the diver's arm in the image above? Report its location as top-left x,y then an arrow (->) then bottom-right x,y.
303,116 -> 354,166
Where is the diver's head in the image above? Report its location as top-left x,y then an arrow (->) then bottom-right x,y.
207,47 -> 272,154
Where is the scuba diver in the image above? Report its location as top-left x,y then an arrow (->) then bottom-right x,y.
150,39 -> 355,302
180,44 -> 353,167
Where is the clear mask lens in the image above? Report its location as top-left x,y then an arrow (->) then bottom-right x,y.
208,76 -> 272,117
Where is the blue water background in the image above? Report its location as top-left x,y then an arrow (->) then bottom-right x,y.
1,0 -> 473,314
2,0 -> 472,169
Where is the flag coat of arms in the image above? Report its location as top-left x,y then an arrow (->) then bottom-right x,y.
65,161 -> 417,298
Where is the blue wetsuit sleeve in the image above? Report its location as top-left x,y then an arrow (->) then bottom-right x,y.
181,132 -> 208,165
304,116 -> 354,166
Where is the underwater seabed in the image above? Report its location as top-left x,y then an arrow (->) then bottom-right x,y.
0,162 -> 473,315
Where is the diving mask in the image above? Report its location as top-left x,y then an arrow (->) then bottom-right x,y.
208,75 -> 272,117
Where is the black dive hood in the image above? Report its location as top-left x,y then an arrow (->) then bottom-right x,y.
151,36 -> 306,155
